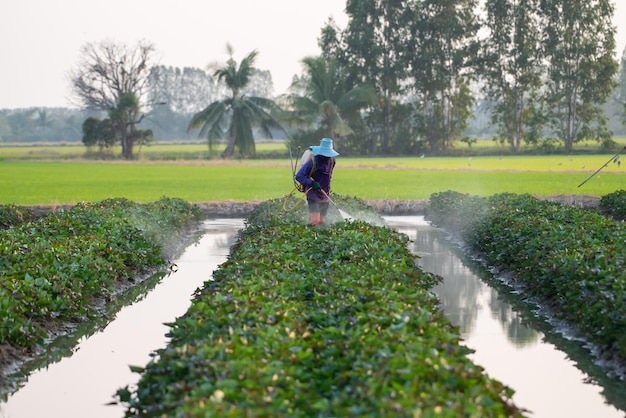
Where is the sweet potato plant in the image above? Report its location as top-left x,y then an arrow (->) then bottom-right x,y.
0,197 -> 202,348
426,191 -> 626,372
600,189 -> 626,221
0,204 -> 34,230
117,197 -> 522,417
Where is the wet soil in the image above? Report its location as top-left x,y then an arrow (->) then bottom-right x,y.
24,195 -> 601,220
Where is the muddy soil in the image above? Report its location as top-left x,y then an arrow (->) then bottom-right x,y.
187,195 -> 601,218
23,195 -> 600,220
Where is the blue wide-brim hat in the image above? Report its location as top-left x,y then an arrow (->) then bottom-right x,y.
311,138 -> 339,157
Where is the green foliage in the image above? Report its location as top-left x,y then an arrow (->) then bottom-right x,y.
599,189 -> 626,221
480,0 -> 543,153
3,159 -> 626,205
409,0 -> 480,153
81,116 -> 116,150
117,196 -> 523,417
0,204 -> 34,229
0,197 -> 202,348
70,40 -> 156,159
285,56 -> 376,142
540,0 -> 618,151
427,191 -> 626,365
189,45 -> 285,159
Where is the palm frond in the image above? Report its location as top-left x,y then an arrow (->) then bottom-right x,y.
231,106 -> 255,156
194,45 -> 285,158
188,101 -> 228,144
337,85 -> 377,113
244,98 -> 287,138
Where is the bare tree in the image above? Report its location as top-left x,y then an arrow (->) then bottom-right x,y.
69,39 -> 156,158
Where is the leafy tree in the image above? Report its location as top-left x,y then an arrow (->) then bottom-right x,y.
286,56 -> 376,143
34,108 -> 54,132
0,112 -> 8,142
480,0 -> 544,152
619,47 -> 626,131
341,0 -> 413,153
148,66 -> 220,115
188,44 -> 284,158
318,17 -> 346,62
408,0 -> 480,152
5,109 -> 36,142
69,40 -> 156,158
539,0 -> 618,151
82,116 -> 116,152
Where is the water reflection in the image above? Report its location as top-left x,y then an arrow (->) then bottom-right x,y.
0,219 -> 243,418
385,216 -> 625,418
1,217 -> 624,418
399,220 -> 541,347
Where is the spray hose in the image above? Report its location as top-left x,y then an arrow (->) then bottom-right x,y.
282,186 -> 341,214
282,186 -> 309,212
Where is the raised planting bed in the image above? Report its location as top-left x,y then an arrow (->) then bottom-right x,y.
426,191 -> 626,378
116,196 -> 523,417
599,189 -> 626,221
0,197 -> 203,392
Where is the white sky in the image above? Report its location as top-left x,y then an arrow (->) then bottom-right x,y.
1,0 -> 624,109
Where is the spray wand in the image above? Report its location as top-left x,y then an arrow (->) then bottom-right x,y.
577,146 -> 625,188
320,189 -> 353,220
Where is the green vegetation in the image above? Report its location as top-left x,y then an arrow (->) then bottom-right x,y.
1,156 -> 624,205
426,191 -> 626,366
0,204 -> 34,229
0,142 -> 288,160
600,190 -> 626,221
0,197 -> 202,348
69,40 -> 157,159
188,45 -> 285,158
116,197 -> 523,417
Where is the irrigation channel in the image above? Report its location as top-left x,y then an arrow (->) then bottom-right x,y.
1,216 -> 625,417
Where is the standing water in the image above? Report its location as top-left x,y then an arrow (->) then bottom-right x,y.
1,217 -> 624,417
0,219 -> 244,418
385,216 -> 625,418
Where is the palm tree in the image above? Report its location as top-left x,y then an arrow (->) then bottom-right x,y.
287,56 -> 376,139
188,44 -> 284,158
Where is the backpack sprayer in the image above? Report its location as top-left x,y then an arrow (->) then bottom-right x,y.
282,145 -> 310,212
577,146 -> 625,188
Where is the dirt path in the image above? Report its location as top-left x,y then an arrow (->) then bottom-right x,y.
25,196 -> 600,219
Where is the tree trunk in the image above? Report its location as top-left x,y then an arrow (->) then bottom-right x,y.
222,128 -> 237,158
124,139 -> 135,159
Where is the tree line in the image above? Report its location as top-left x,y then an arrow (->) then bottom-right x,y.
1,0 -> 625,158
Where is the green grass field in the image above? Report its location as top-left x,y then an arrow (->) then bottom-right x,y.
0,142 -> 287,160
1,159 -> 623,205
2,137 -> 625,160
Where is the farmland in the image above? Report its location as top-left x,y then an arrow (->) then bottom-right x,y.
2,140 -> 625,415
1,152 -> 624,205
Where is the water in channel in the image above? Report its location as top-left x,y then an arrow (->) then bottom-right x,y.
385,216 -> 625,418
0,219 -> 244,418
1,217 -> 624,417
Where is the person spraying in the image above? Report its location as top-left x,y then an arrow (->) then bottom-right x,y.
295,138 -> 339,226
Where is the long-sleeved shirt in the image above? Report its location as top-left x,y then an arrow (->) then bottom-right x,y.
295,155 -> 335,202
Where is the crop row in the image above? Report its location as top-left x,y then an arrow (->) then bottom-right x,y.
426,190 -> 626,374
599,189 -> 626,221
0,197 -> 202,348
116,197 -> 523,417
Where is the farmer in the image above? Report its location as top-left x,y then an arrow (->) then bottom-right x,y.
295,138 -> 339,226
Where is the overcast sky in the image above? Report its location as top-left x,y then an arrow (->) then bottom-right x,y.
1,0 -> 624,109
